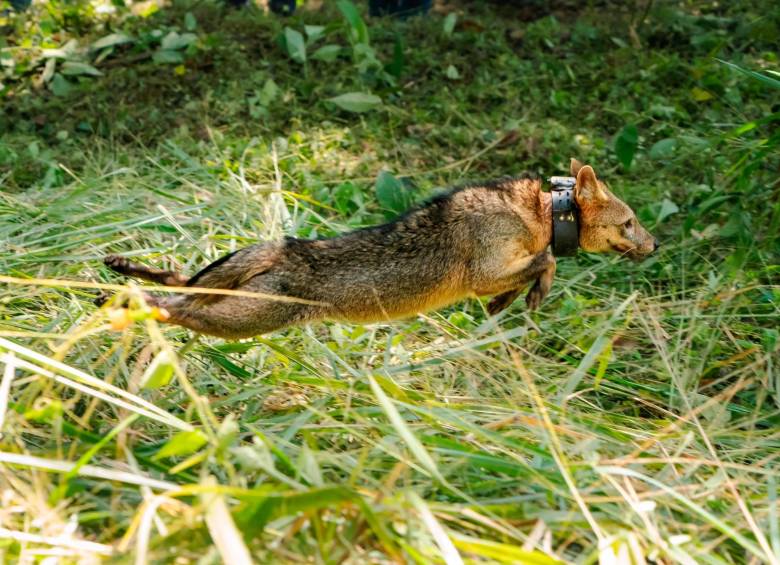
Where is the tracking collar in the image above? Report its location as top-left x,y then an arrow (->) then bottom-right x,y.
548,176 -> 579,256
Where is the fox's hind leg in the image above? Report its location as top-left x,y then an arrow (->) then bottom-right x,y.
144,293 -> 313,339
97,255 -> 190,307
104,255 -> 190,286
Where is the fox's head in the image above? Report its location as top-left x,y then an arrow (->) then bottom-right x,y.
571,159 -> 658,261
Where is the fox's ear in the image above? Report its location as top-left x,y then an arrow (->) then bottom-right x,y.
575,165 -> 608,203
570,158 -> 585,177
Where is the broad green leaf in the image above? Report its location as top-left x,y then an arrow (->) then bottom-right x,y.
327,92 -> 381,113
304,25 -> 325,42
445,64 -> 460,80
153,49 -> 184,64
91,33 -> 132,50
691,86 -> 713,101
614,123 -> 638,170
332,181 -> 361,214
375,170 -> 413,215
49,74 -> 73,97
649,137 -> 677,160
657,198 -> 679,223
443,13 -> 457,35
152,430 -> 208,461
311,44 -> 341,62
161,31 -> 197,51
60,61 -> 102,77
259,78 -> 279,105
337,0 -> 369,45
141,350 -> 175,389
284,27 -> 306,64
185,12 -> 197,32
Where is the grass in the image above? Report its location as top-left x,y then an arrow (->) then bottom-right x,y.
1,0 -> 779,562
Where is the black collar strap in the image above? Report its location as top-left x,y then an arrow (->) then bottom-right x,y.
549,176 -> 579,256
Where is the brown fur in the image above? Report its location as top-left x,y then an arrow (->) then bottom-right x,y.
103,160 -> 657,339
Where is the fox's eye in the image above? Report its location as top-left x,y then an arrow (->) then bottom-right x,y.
624,218 -> 634,229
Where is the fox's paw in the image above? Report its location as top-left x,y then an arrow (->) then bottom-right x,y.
487,296 -> 510,316
487,289 -> 521,316
151,306 -> 170,322
525,284 -> 547,311
104,254 -> 130,273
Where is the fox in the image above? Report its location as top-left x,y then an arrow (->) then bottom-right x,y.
102,159 -> 658,339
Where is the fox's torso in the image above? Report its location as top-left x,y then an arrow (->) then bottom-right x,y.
197,179 -> 547,326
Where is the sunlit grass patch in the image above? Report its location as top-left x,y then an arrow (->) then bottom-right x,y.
1,232 -> 777,561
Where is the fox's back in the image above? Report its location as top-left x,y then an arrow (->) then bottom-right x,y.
271,219 -> 472,320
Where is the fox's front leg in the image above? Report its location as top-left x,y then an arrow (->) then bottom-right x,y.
486,252 -> 556,315
524,252 -> 556,310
